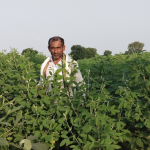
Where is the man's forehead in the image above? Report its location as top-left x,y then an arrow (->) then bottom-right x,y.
50,38 -> 61,43
50,40 -> 62,47
50,39 -> 62,44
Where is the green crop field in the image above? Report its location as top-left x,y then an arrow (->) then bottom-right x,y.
1,49 -> 150,150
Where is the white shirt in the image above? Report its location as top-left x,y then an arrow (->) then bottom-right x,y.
39,55 -> 83,92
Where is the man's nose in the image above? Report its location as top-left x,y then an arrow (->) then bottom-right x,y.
54,49 -> 58,53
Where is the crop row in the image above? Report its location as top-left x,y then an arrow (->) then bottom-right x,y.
0,49 -> 150,149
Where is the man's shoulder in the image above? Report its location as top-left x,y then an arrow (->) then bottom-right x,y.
66,55 -> 77,63
66,55 -> 71,61
41,57 -> 51,67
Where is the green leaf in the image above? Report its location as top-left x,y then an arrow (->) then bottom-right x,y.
70,145 -> 76,148
104,125 -> 111,131
145,119 -> 150,128
40,125 -> 43,131
88,135 -> 95,142
15,110 -> 22,125
61,134 -> 68,139
83,141 -> 91,149
74,118 -> 80,123
89,142 -> 95,149
9,106 -> 23,114
135,73 -> 139,82
58,117 -> 65,124
14,134 -> 24,142
7,137 -> 13,141
56,124 -> 62,131
0,122 -> 11,126
69,110 -> 73,117
0,117 -> 5,122
135,123 -> 144,128
131,142 -> 136,150
73,146 -> 80,150
0,137 -> 8,146
111,145 -> 121,149
80,134 -> 87,138
26,102 -> 31,108
57,110 -> 61,117
57,106 -> 67,111
77,138 -> 83,143
136,137 -> 143,148
32,143 -> 47,150
28,93 -> 32,99
82,125 -> 92,133
117,122 -> 121,130
9,142 -> 21,148
146,65 -> 150,74
26,135 -> 38,141
60,139 -> 66,147
43,98 -> 50,104
135,114 -> 140,121
61,130 -> 68,135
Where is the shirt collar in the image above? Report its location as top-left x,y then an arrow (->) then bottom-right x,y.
49,56 -> 62,64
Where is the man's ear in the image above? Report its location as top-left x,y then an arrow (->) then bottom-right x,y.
63,45 -> 65,51
48,46 -> 51,52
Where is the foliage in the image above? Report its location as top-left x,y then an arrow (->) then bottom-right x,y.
78,52 -> 150,149
85,47 -> 97,59
20,50 -> 47,80
21,48 -> 47,65
1,49 -> 150,150
125,41 -> 144,55
0,49 -> 46,150
21,48 -> 38,55
69,45 -> 97,60
104,50 -> 112,56
24,52 -> 47,65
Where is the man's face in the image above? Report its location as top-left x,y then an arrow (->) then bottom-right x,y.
48,40 -> 65,61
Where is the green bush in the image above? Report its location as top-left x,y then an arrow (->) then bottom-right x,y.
0,49 -> 150,150
78,52 -> 150,149
22,51 -> 47,65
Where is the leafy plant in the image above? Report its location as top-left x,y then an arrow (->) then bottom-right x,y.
1,49 -> 150,150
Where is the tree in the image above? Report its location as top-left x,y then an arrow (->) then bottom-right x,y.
69,45 -> 97,60
124,50 -> 132,55
21,48 -> 38,55
85,48 -> 97,59
104,50 -> 112,56
69,45 -> 85,60
125,41 -> 144,54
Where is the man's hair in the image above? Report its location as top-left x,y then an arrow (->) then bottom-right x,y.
48,36 -> 64,47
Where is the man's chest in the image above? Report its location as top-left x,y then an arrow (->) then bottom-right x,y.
46,61 -> 63,78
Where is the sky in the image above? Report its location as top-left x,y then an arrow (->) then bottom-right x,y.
0,0 -> 150,56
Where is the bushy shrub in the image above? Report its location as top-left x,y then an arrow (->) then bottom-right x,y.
22,51 -> 47,65
1,49 -> 150,150
78,52 -> 150,149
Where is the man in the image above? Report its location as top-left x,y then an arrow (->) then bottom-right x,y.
39,36 -> 83,94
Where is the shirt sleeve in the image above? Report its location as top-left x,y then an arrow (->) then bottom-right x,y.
73,61 -> 83,83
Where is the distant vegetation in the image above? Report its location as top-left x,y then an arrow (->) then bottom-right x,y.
22,48 -> 47,66
124,41 -> 145,55
104,50 -> 112,56
21,48 -> 39,55
69,45 -> 97,60
68,41 -> 145,60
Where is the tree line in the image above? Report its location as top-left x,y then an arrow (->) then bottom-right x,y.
21,41 -> 145,61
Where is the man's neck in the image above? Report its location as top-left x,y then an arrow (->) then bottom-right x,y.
52,56 -> 62,65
